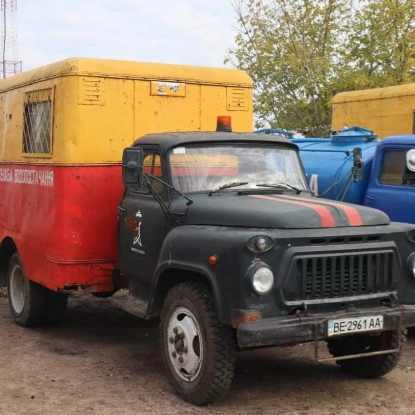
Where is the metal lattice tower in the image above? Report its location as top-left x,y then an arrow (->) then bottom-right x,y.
0,0 -> 21,79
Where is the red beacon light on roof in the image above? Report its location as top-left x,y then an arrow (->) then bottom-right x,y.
216,115 -> 232,132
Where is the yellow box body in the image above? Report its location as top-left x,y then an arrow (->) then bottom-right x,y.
0,57 -> 253,164
332,84 -> 415,139
0,58 -> 253,291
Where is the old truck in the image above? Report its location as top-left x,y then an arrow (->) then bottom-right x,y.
332,84 -> 415,139
2,59 -> 415,405
288,127 -> 415,225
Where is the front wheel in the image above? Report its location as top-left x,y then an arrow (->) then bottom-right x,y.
160,283 -> 235,405
327,328 -> 407,378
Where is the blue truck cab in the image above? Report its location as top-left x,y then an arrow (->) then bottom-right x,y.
366,136 -> 415,224
256,127 -> 415,225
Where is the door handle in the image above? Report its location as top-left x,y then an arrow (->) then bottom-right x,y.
367,196 -> 374,201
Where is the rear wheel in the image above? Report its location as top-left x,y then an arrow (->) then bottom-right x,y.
160,283 -> 235,405
7,253 -> 47,327
327,328 -> 407,378
46,290 -> 68,324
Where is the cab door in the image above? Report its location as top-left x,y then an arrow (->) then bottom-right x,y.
118,145 -> 168,289
365,145 -> 415,224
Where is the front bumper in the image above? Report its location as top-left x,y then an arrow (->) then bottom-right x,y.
237,305 -> 415,349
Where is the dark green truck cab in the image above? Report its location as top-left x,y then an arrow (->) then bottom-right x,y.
116,121 -> 415,405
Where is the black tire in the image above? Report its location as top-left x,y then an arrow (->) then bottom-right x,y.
160,283 -> 236,405
46,290 -> 68,324
327,328 -> 407,378
7,252 -> 47,327
92,291 -> 116,299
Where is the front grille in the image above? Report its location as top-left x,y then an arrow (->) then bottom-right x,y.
295,252 -> 395,300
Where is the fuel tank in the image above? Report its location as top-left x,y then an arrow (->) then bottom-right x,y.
291,127 -> 378,204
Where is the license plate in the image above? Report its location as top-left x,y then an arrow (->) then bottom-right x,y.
327,315 -> 383,337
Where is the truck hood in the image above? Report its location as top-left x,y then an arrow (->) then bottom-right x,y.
185,194 -> 390,229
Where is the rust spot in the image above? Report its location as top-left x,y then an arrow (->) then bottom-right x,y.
231,309 -> 262,327
84,282 -> 114,293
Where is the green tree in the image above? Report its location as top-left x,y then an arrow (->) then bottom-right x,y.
343,0 -> 415,89
226,0 -> 415,136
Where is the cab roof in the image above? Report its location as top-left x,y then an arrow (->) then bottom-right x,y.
378,135 -> 415,147
0,57 -> 253,93
132,131 -> 297,153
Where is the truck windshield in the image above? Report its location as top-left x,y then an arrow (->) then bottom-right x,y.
167,144 -> 308,193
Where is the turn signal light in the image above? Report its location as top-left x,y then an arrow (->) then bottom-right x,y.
208,255 -> 218,265
216,116 -> 232,132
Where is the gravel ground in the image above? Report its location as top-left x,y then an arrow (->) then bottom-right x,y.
1,288 -> 415,415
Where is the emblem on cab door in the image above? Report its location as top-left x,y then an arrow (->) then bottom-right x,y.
125,210 -> 143,247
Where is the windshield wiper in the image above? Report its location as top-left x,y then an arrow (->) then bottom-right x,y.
208,182 -> 249,196
256,183 -> 310,195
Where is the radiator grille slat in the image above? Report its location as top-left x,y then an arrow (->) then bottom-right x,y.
311,258 -> 317,298
321,257 -> 327,297
295,252 -> 395,300
357,255 -> 363,295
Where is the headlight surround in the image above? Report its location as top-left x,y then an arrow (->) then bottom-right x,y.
407,253 -> 415,278
247,235 -> 274,253
407,229 -> 415,244
252,266 -> 274,294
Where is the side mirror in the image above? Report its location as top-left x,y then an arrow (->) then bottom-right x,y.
122,147 -> 143,186
352,147 -> 364,182
407,149 -> 415,172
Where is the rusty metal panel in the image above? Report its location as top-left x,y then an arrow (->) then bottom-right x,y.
78,77 -> 105,105
150,81 -> 186,97
226,87 -> 249,111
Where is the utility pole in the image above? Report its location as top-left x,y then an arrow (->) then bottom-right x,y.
0,0 -> 22,79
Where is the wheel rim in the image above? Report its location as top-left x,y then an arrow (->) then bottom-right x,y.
9,264 -> 25,314
167,306 -> 204,382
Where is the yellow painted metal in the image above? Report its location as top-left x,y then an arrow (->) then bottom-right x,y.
0,57 -> 253,164
332,84 -> 415,139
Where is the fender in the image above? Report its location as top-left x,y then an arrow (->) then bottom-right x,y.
147,225 -> 236,324
149,260 -> 226,321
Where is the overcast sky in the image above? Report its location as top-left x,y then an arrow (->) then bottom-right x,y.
17,0 -> 237,71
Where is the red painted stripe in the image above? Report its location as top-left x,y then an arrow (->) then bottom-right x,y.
278,195 -> 363,227
251,194 -> 336,228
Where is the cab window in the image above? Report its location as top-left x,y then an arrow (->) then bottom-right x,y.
379,150 -> 415,185
132,150 -> 164,193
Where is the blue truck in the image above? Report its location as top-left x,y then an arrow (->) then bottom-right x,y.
255,127 -> 415,224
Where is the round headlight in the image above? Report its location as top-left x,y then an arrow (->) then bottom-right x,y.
252,266 -> 274,294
